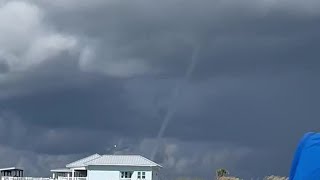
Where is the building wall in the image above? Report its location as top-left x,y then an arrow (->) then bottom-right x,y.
151,167 -> 160,180
87,166 -> 154,180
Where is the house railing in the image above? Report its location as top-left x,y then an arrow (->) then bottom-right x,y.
57,177 -> 87,180
1,177 -> 51,180
1,177 -> 87,180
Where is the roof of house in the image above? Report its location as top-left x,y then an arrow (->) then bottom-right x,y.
50,168 -> 72,173
66,154 -> 101,168
0,167 -> 24,171
84,155 -> 162,167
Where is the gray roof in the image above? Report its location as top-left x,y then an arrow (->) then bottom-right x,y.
0,167 -> 24,171
66,154 -> 101,168
84,155 -> 161,167
51,168 -> 72,173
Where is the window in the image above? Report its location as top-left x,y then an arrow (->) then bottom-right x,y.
137,172 -> 146,179
121,171 -> 133,179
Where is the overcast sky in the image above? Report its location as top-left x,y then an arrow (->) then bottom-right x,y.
0,0 -> 320,179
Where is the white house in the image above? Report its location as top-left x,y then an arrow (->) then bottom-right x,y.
0,167 -> 50,180
51,154 -> 162,180
0,167 -> 24,178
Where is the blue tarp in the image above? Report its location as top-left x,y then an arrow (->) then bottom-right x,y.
289,132 -> 320,180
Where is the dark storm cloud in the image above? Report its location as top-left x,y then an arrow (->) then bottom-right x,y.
38,0 -> 320,78
0,59 -> 9,74
0,142 -> 82,177
1,0 -> 320,179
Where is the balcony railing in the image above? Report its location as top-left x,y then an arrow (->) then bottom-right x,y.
57,177 -> 87,180
1,177 -> 51,180
1,177 -> 87,180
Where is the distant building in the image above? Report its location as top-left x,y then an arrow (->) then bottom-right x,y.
0,167 -> 24,178
0,166 -> 48,180
51,154 -> 162,180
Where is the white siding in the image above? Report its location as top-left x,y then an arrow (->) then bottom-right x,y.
151,167 -> 160,180
87,166 -> 153,180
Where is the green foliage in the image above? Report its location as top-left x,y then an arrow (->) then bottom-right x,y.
216,168 -> 229,178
